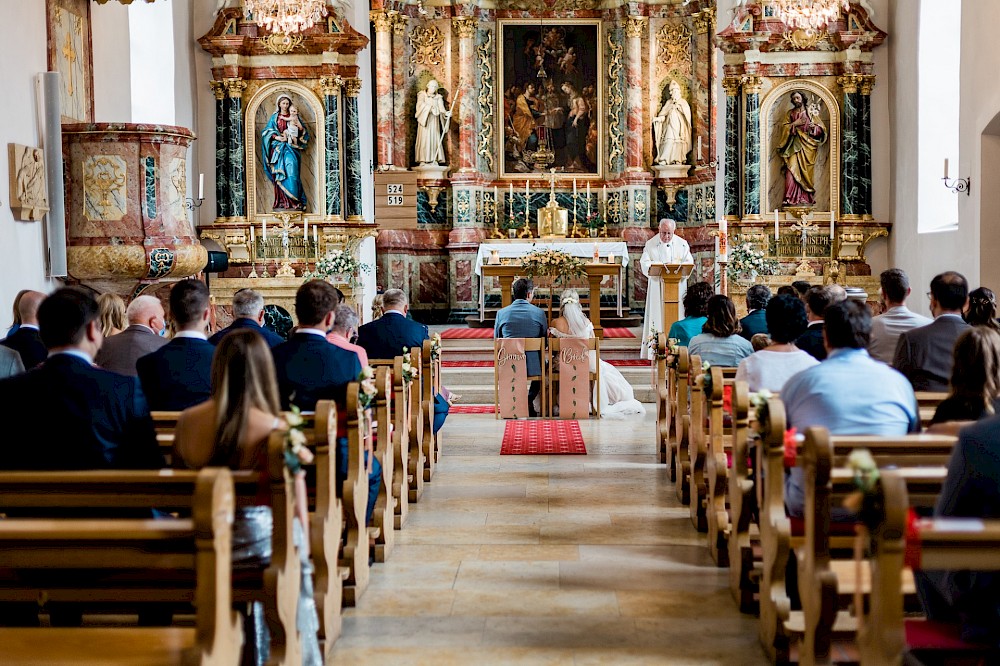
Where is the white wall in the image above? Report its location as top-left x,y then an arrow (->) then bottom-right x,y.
92,3 -> 132,122
0,2 -> 60,319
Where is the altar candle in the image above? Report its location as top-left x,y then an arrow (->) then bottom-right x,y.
573,179 -> 577,222
586,181 -> 591,218
525,178 -> 530,221
609,252 -> 615,264
250,225 -> 255,246
719,217 -> 727,236
944,158 -> 949,180
550,175 -> 555,199
774,209 -> 779,241
313,226 -> 318,256
262,216 -> 267,241
494,186 -> 499,226
303,217 -> 308,248
830,210 -> 835,240
198,173 -> 204,200
697,137 -> 702,162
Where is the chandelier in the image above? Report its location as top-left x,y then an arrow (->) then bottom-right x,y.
244,0 -> 328,35
770,0 -> 850,32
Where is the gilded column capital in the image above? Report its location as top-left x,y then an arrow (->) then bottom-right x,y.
859,75 -> 876,95
693,8 -> 716,34
343,78 -> 363,97
624,16 -> 648,39
391,12 -> 407,36
452,16 -> 477,40
370,10 -> 392,33
210,80 -> 226,100
224,78 -> 247,99
319,75 -> 344,96
741,75 -> 763,95
836,74 -> 863,94
721,76 -> 741,97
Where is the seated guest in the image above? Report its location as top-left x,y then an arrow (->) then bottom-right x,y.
796,286 -> 836,361
791,280 -> 811,301
97,293 -> 127,337
494,278 -> 548,417
209,288 -> 284,347
894,271 -> 970,392
916,411 -> 1000,642
5,289 -> 29,337
327,304 -> 368,367
371,294 -> 385,320
689,295 -> 754,367
964,286 -> 1000,331
357,288 -> 429,361
0,346 -> 24,379
735,294 -> 819,392
868,268 -> 932,364
930,327 -> 1000,425
137,280 -> 214,411
95,295 -> 168,376
172,330 -> 321,663
668,281 -> 713,348
782,300 -> 918,518
1,290 -> 47,370
739,284 -> 771,341
750,333 -> 771,352
0,288 -> 163,470
273,280 -> 380,526
776,285 -> 798,298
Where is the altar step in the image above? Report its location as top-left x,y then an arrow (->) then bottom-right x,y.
464,312 -> 643,329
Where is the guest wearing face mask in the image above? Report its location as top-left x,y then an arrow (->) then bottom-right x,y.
95,295 -> 169,376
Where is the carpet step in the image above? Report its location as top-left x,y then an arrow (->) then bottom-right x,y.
448,386 -> 656,405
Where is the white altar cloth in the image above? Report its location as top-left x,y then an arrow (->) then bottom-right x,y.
474,240 -> 630,276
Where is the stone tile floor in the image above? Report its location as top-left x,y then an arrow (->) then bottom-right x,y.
329,409 -> 768,665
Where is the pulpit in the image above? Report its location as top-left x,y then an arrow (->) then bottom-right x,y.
647,263 -> 694,335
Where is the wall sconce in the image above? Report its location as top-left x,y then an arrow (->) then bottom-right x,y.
942,159 -> 971,195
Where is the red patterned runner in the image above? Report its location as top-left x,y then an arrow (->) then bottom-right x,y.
500,420 -> 586,455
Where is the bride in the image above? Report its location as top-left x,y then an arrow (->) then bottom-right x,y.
549,289 -> 645,419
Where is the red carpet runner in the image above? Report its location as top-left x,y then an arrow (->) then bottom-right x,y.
449,404 -> 496,414
440,327 -> 636,340
442,359 -> 648,368
500,420 -> 587,455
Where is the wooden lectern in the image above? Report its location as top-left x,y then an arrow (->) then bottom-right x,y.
647,263 -> 695,334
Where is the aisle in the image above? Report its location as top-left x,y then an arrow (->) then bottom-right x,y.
329,410 -> 767,665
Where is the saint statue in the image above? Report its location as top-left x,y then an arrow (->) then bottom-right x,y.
778,91 -> 828,206
414,80 -> 451,165
652,80 -> 692,165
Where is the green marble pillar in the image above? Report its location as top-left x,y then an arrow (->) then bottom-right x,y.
321,77 -> 343,219
742,77 -> 762,218
859,76 -> 875,216
211,81 -> 230,219
225,78 -> 248,220
343,78 -> 364,220
838,75 -> 861,216
722,77 -> 741,218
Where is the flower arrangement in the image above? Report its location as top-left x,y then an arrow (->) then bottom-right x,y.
749,389 -> 774,431
521,249 -> 586,286
501,211 -> 528,231
429,332 -> 442,362
700,360 -> 712,395
357,365 -> 377,410
726,236 -> 779,283
400,348 -> 419,383
283,405 -> 314,475
584,211 -> 602,229
666,337 -> 680,368
305,249 -> 372,286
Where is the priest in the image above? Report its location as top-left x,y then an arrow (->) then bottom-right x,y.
640,218 -> 694,359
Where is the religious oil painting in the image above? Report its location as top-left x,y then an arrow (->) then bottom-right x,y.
499,20 -> 602,179
250,86 -> 323,219
46,0 -> 94,123
767,88 -> 832,212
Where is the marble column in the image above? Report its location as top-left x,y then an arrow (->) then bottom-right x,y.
320,75 -> 343,219
859,75 -> 875,217
837,74 -> 862,217
225,78 -> 248,221
623,16 -> 648,173
371,10 -> 395,169
391,15 -> 408,168
742,75 -> 762,218
453,17 -> 478,173
343,77 -> 364,221
210,80 -> 229,220
722,77 -> 741,218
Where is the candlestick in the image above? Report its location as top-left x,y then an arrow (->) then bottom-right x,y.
525,179 -> 530,223
262,217 -> 267,241
830,210 -> 835,240
198,173 -> 204,200
573,179 -> 577,223
586,182 -> 591,219
697,137 -> 702,162
303,217 -> 309,251
509,182 -> 513,217
313,226 -> 318,256
494,186 -> 499,227
774,209 -> 779,241
250,225 -> 255,247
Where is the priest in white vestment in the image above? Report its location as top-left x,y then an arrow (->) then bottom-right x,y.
640,218 -> 694,359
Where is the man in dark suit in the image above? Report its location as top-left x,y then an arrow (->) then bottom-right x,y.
356,288 -> 429,361
0,288 -> 163,471
893,271 -> 970,392
209,288 -> 283,347
739,284 -> 771,341
494,278 -> 548,417
272,280 -> 380,526
796,286 -> 836,361
2,290 -> 47,370
137,280 -> 215,411
94,295 -> 168,376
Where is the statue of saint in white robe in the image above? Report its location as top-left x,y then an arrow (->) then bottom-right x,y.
640,233 -> 694,359
414,83 -> 449,165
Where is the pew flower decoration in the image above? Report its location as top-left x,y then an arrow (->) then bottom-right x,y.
521,249 -> 587,286
749,389 -> 773,431
357,365 -> 377,410
666,337 -> 680,368
726,237 -> 779,283
700,360 -> 713,395
843,448 -> 881,516
400,348 -> 419,383
283,405 -> 314,475
429,332 -> 442,361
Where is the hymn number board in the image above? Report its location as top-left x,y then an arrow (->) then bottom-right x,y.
374,171 -> 417,229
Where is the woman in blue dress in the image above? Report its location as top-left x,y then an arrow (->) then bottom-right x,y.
261,94 -> 309,211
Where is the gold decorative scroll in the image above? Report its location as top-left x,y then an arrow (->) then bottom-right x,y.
606,31 -> 625,174
260,32 -> 304,54
476,30 -> 495,173
408,25 -> 445,76
656,22 -> 692,74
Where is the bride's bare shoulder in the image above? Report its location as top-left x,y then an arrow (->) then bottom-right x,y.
550,317 -> 571,333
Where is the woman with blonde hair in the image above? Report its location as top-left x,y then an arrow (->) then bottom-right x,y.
930,326 -> 1000,425
173,329 -> 322,665
371,293 -> 385,320
549,289 -> 644,419
97,293 -> 127,337
6,289 -> 29,337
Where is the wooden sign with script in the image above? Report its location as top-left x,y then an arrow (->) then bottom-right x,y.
373,170 -> 417,229
557,338 -> 591,420
495,339 -> 529,419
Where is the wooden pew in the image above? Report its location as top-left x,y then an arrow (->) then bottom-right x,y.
688,365 -> 737,531
422,338 -> 443,469
706,367 -> 749,567
916,390 -> 948,429
407,347 -> 426,502
859,471 -> 1000,665
655,333 -> 670,465
372,366 -> 396,562
372,356 -> 418,526
674,350 -> 696,504
0,467 -> 242,666
340,383 -> 370,606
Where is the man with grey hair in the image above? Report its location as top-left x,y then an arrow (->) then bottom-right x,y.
95,294 -> 168,376
209,288 -> 283,347
327,304 -> 368,367
357,288 -> 429,361
639,218 -> 694,359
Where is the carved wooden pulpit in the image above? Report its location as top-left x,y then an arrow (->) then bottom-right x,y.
647,263 -> 694,333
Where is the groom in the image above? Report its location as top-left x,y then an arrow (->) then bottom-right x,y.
495,278 -> 548,417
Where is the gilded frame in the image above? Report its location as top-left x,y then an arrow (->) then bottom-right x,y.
498,18 -> 603,180
46,0 -> 95,123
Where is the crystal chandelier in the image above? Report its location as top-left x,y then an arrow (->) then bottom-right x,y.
770,0 -> 850,32
244,0 -> 328,35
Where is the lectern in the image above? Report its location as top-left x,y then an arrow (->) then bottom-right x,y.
647,263 -> 695,333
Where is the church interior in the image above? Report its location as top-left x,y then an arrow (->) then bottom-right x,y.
3,0 -> 1000,664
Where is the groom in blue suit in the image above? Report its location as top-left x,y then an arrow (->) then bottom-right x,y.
495,278 -> 548,417
357,288 -> 429,361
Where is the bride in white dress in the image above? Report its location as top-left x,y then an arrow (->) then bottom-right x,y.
549,289 -> 646,420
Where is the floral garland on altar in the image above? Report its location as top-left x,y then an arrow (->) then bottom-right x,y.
305,249 -> 372,287
726,236 -> 779,283
521,249 -> 586,286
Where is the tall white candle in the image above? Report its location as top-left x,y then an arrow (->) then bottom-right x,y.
303,217 -> 308,248
944,158 -> 949,180
494,186 -> 499,227
719,217 -> 727,235
586,182 -> 591,218
525,179 -> 530,221
313,226 -> 318,256
573,179 -> 578,222
262,217 -> 267,241
830,210 -> 835,240
198,173 -> 204,200
697,136 -> 702,162
774,209 -> 779,241
250,225 -> 255,245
